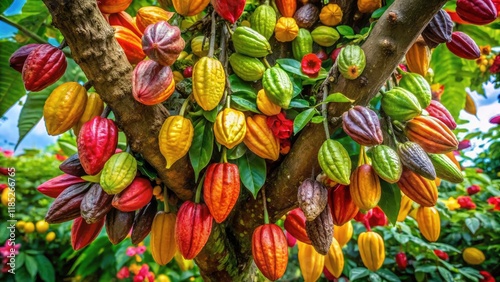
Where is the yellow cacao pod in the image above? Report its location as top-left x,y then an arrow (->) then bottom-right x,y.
350,164 -> 381,211
357,0 -> 381,13
243,115 -> 280,161
416,206 -> 440,242
44,82 -> 87,136
191,36 -> 210,57
297,241 -> 325,282
274,17 -> 299,42
73,92 -> 104,136
257,89 -> 281,116
406,36 -> 430,77
320,4 -> 343,26
172,0 -> 209,16
462,247 -> 485,265
150,211 -> 177,265
464,91 -> 477,116
333,221 -> 353,247
397,193 -> 413,222
136,6 -> 175,33
174,251 -> 194,271
214,108 -> 247,149
159,115 -> 194,169
192,57 -> 226,111
325,238 -> 344,278
358,231 -> 385,271
173,71 -> 184,83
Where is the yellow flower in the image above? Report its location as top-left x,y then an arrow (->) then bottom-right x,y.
129,263 -> 141,275
441,197 -> 460,211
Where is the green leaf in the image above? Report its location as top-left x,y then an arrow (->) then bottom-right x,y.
378,180 -> 401,225
229,74 -> 256,96
311,116 -> 325,123
293,108 -> 316,135
276,58 -> 327,82
0,0 -> 14,13
227,143 -> 247,160
0,41 -> 25,117
437,266 -> 454,282
350,267 -> 370,280
369,273 -> 382,282
57,137 -> 78,156
230,94 -> 260,113
203,106 -> 220,123
15,265 -> 33,282
189,118 -> 214,181
324,92 -> 354,103
24,254 -> 38,278
35,255 -> 55,282
236,150 -> 266,199
126,0 -> 155,16
336,25 -> 355,36
465,217 -> 480,234
377,269 -> 401,282
289,98 -> 310,108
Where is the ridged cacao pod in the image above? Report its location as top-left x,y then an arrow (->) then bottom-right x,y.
80,183 -> 114,224
456,0 -> 497,25
294,4 -> 319,29
159,115 -> 194,169
305,204 -> 333,255
405,115 -> 459,154
243,115 -> 280,160
298,178 -> 328,221
232,26 -> 272,58
78,116 -> 118,175
45,183 -> 90,223
250,4 -> 276,41
73,92 -> 104,135
416,206 -> 440,242
350,164 -> 381,211
425,100 -> 457,130
406,37 -> 430,77
212,0 -> 245,24
328,185 -> 359,226
262,66 -> 294,109
112,177 -> 153,212
191,36 -> 209,57
369,145 -> 402,183
428,153 -> 464,183
43,82 -> 87,136
398,71 -> 432,108
142,21 -> 185,66
397,169 -> 438,207
256,89 -> 281,116
136,6 -> 175,33
107,11 -> 142,37
275,0 -> 297,17
114,26 -> 146,64
397,193 -> 413,222
446,31 -> 480,60
325,237 -> 344,278
357,0 -> 381,13
274,17 -> 299,42
311,26 -> 340,47
59,154 -> 86,177
229,53 -> 266,82
214,108 -> 247,149
175,201 -> 213,259
292,28 -> 313,60
358,231 -> 385,271
297,241 -> 325,282
71,217 -> 105,251
100,152 -> 137,195
97,0 -> 132,14
151,211 -> 177,265
252,223 -> 288,281
422,10 -> 453,48
132,60 -> 175,105
337,45 -> 366,80
203,163 -> 240,223
284,208 -> 312,244
462,247 -> 486,265
172,0 -> 210,16
320,4 -> 343,26
381,87 -> 422,121
333,221 -> 353,247
192,57 -> 226,111
397,142 -> 436,180
105,208 -> 135,244
318,139 -> 351,185
342,106 -> 383,146
465,91 -> 477,116
37,174 -> 86,198
22,44 -> 67,92
9,43 -> 39,73
131,198 -> 157,244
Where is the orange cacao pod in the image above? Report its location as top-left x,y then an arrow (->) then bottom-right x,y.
252,223 -> 288,281
73,92 -> 104,136
357,0 -> 382,13
350,164 -> 381,211
358,231 -> 385,271
113,25 -> 146,64
405,115 -> 458,154
416,206 -> 440,242
97,0 -> 132,14
297,241 -> 325,282
274,17 -> 299,42
325,237 -> 344,278
71,217 -> 105,251
132,60 -> 175,105
284,208 -> 312,244
333,221 -> 353,247
397,169 -> 438,207
107,11 -> 142,37
175,201 -> 213,259
328,185 -> 359,226
275,0 -> 297,17
257,89 -> 281,116
136,6 -> 175,33
397,193 -> 413,222
243,115 -> 280,160
405,36 -> 430,77
172,0 -> 210,16
151,211 -> 177,265
203,163 -> 241,223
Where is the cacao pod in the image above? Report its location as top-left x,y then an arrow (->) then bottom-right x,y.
229,53 -> 266,82
358,231 -> 385,271
45,183 -> 90,223
462,247 -> 486,265
298,178 -> 328,221
456,0 -> 497,25
328,185 -> 359,226
311,26 -> 340,47
305,204 -> 333,255
132,60 -> 175,105
318,139 -> 351,185
105,208 -> 135,244
320,4 -> 343,26
325,237 -> 344,278
405,115 -> 459,154
357,0 -> 382,13
73,92 -> 104,135
297,241 -> 325,282
381,87 -> 422,121
59,154 -> 86,177
398,71 -> 432,108
422,10 -> 453,48
131,198 -> 157,244
112,177 -> 153,212
192,57 -> 226,111
262,66 -> 294,109
446,31 -> 480,60
397,169 -> 438,207
369,145 -> 402,183
97,0 -> 132,14
172,0 -> 210,16
275,0 -> 297,17
428,153 -> 464,183
159,115 -> 194,169
250,4 -> 276,41
350,164 -> 381,211
113,25 -> 146,64
397,193 -> 413,222
175,201 -> 213,259
243,115 -> 280,160
151,211 -> 177,265
425,100 -> 457,130
406,36 -> 430,77
465,91 -> 477,116
342,106 -> 383,146
191,36 -> 209,57
293,4 -> 319,29
274,17 -> 299,42
142,21 -> 185,66
252,223 -> 288,281
292,28 -> 313,61
232,26 -> 272,58
9,43 -> 39,73
37,174 -> 86,198
333,221 -> 353,247
22,44 -> 67,92
337,45 -> 366,80
214,108 -> 247,149
80,183 -> 114,224
416,206 -> 440,242
136,6 -> 175,33
256,89 -> 281,116
284,208 -> 312,244
100,152 -> 138,194
107,11 -> 142,37
71,217 -> 105,251
397,141 -> 436,180
212,0 -> 245,24
174,251 -> 195,271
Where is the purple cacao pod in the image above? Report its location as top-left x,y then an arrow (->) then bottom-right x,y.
105,208 -> 135,245
9,44 -> 40,72
294,3 -> 320,29
142,21 -> 185,66
45,183 -> 90,224
456,0 -> 497,25
446,32 -> 480,60
425,100 -> 457,130
80,183 -> 114,224
305,203 -> 333,255
22,44 -> 67,92
422,10 -> 453,48
297,178 -> 328,221
132,60 -> 174,105
397,141 -> 436,180
342,106 -> 383,146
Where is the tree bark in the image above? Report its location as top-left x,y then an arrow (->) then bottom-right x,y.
42,0 -> 446,280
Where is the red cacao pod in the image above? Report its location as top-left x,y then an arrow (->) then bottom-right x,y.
112,177 -> 153,212
71,217 -> 105,251
422,10 -> 453,48
342,106 -> 383,146
284,208 -> 312,244
114,25 -> 146,64
77,116 -> 118,176
97,0 -> 132,14
252,223 -> 288,281
105,208 -> 135,244
425,100 -> 457,130
45,183 -> 90,223
276,0 -> 297,17
80,183 -> 114,224
59,153 -> 86,177
397,169 -> 438,207
142,21 -> 185,66
328,184 -> 359,226
203,163 -> 241,223
456,0 -> 497,25
9,44 -> 40,73
132,60 -> 175,105
131,198 -> 157,244
22,44 -> 67,92
405,115 -> 459,154
37,174 -> 86,198
212,0 -> 246,24
175,201 -> 213,259
108,11 -> 142,37
446,32 -> 480,60
297,178 -> 328,221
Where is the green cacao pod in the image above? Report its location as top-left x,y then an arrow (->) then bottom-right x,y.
337,45 -> 366,80
232,26 -> 272,58
381,87 -> 422,121
262,66 -> 294,109
369,145 -> 402,183
250,4 -> 276,41
311,26 -> 340,47
229,53 -> 266,82
100,152 -> 138,195
292,28 -> 313,61
318,140 -> 351,185
428,153 -> 464,183
398,70 -> 432,108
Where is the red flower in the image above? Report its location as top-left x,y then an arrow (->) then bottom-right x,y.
479,270 -> 495,282
301,53 -> 322,78
330,47 -> 342,62
133,265 -> 154,282
489,55 -> 500,74
487,196 -> 500,211
0,167 -> 8,176
458,139 -> 471,150
1,150 -> 13,158
457,196 -> 476,210
279,138 -> 291,155
55,154 -> 67,162
368,207 -> 387,227
395,252 -> 408,269
466,185 -> 481,195
266,112 -> 293,139
434,249 -> 449,261
476,168 -> 483,173
354,209 -> 372,222
116,266 -> 130,280
489,114 -> 500,124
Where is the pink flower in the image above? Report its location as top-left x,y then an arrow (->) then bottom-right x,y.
487,196 -> 500,211
2,150 -> 13,158
489,114 -> 500,124
457,196 -> 476,209
136,245 -> 146,255
116,266 -> 130,280
133,265 -> 154,282
126,246 -> 137,256
0,240 -> 20,258
266,112 -> 293,139
458,140 -> 471,150
301,53 -> 322,78
434,249 -> 449,261
466,185 -> 481,195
